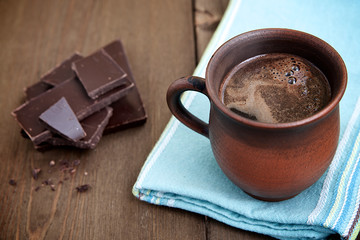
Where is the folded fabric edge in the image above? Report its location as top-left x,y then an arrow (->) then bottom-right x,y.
307,97 -> 360,240
132,187 -> 334,240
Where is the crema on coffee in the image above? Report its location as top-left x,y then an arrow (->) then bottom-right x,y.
220,53 -> 331,123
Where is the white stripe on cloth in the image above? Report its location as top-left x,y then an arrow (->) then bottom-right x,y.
307,97 -> 360,224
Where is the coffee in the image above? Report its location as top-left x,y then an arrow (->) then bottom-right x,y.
220,53 -> 331,123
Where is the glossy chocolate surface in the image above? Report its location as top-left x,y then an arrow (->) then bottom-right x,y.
48,107 -> 113,149
72,49 -> 127,99
41,53 -> 83,86
102,40 -> 147,133
13,77 -> 133,145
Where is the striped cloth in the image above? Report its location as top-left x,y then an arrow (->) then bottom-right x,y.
133,0 -> 360,239
307,97 -> 360,238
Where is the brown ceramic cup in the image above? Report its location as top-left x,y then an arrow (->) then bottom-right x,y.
166,29 -> 347,201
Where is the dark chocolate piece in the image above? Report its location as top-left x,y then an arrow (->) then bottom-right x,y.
21,80 -> 113,150
72,49 -> 127,99
41,53 -> 83,86
104,87 -> 147,133
39,97 -> 86,141
12,77 -> 133,145
102,40 -> 147,133
48,107 -> 113,149
24,81 -> 53,100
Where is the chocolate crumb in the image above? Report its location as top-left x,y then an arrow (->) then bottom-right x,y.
32,168 -> 41,180
9,179 -> 17,186
35,186 -> 41,192
59,159 -> 70,168
58,180 -> 63,184
76,184 -> 90,193
42,179 -> 52,185
73,159 -> 80,166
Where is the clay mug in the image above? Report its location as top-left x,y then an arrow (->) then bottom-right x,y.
166,29 -> 347,201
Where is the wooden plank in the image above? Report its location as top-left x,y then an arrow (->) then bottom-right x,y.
205,217 -> 276,240
194,1 -> 276,239
194,0 -> 229,61
0,0 -> 287,239
0,0 -> 205,239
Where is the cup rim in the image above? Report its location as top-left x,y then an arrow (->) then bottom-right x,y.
206,28 -> 347,129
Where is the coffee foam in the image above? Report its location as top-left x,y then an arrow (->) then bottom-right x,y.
221,53 -> 331,123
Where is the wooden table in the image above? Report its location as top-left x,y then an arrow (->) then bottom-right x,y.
0,1 -> 275,239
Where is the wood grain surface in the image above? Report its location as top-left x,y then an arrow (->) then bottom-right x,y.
0,0 -> 274,239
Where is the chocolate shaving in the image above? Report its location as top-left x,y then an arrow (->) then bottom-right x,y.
72,49 -> 127,99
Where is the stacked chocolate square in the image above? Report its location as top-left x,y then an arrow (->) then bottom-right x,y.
12,40 -> 146,150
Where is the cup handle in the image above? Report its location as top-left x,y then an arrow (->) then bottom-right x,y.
166,76 -> 209,138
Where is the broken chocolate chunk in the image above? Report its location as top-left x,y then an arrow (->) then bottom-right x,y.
105,87 -> 147,133
72,49 -> 127,99
13,39 -> 146,151
47,107 -> 113,149
76,184 -> 90,193
41,53 -> 83,86
39,97 -> 86,141
12,77 -> 133,145
102,40 -> 147,133
24,81 -> 53,100
22,80 -> 114,149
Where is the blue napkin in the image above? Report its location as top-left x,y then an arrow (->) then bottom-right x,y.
133,0 -> 360,239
